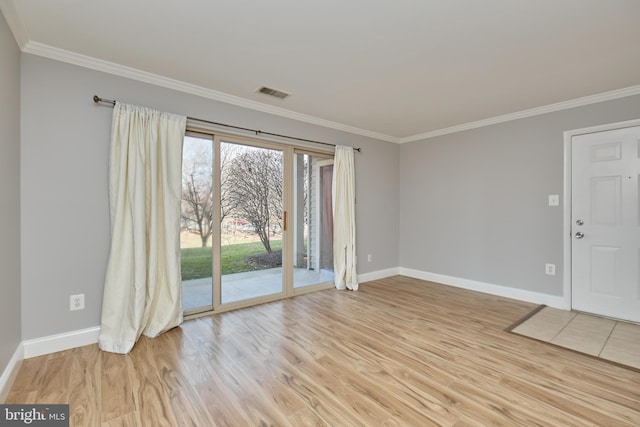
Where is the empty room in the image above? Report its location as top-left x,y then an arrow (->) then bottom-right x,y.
1,1 -> 639,426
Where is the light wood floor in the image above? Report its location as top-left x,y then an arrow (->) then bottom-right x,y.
7,276 -> 640,426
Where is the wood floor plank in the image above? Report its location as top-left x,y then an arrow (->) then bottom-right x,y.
316,353 -> 452,426
127,337 -> 180,427
68,345 -> 101,427
5,356 -> 47,401
147,332 -> 218,427
36,352 -> 72,404
101,411 -> 141,427
500,375 -> 640,426
287,408 -> 331,427
190,364 -> 255,427
100,349 -> 136,423
6,276 -> 640,426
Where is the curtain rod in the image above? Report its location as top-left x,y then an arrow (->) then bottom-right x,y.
92,95 -> 361,152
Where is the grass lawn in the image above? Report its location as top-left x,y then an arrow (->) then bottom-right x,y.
181,240 -> 282,280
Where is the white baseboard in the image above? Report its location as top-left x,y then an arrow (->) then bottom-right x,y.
9,268 -> 566,365
358,267 -> 400,284
0,343 -> 24,403
399,267 -> 569,309
22,326 -> 101,359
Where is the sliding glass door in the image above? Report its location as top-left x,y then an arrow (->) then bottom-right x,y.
292,151 -> 335,290
181,134 -> 214,312
181,133 -> 333,315
219,140 -> 284,304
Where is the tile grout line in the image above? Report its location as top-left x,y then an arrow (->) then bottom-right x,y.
598,320 -> 618,357
549,311 -> 578,342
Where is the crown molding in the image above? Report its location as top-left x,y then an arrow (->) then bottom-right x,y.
0,0 -> 28,48
399,84 -> 640,143
11,30 -> 640,144
21,41 -> 400,144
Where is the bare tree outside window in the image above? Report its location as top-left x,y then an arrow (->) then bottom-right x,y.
226,145 -> 283,254
219,143 -> 239,225
181,138 -> 213,247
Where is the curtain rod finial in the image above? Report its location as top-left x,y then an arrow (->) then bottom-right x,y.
93,95 -> 116,106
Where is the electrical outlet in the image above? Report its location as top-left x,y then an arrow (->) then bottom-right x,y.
367,254 -> 372,263
70,294 -> 85,311
545,264 -> 556,276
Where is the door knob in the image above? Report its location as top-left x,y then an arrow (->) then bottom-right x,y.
575,232 -> 584,239
576,219 -> 584,226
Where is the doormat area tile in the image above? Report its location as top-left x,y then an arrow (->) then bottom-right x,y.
507,306 -> 640,371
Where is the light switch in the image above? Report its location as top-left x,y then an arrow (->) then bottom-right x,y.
548,194 -> 559,206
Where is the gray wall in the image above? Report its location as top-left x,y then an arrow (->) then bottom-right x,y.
399,95 -> 640,296
18,43 -> 640,340
20,54 -> 399,339
0,13 -> 22,374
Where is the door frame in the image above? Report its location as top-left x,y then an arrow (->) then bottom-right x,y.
313,158 -> 334,274
213,134 -> 291,310
183,130 -> 335,319
562,118 -> 640,311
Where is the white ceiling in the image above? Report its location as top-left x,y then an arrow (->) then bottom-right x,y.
3,0 -> 640,142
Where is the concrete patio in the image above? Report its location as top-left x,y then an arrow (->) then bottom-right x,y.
182,267 -> 334,311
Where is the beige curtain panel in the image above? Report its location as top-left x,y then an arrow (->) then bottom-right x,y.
332,145 -> 358,291
99,103 -> 186,354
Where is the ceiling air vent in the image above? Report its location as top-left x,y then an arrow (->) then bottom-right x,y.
256,86 -> 291,100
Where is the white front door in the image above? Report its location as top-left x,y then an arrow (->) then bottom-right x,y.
571,125 -> 640,322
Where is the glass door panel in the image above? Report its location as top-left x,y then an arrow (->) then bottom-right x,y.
293,152 -> 334,289
181,134 -> 214,313
220,140 -> 284,304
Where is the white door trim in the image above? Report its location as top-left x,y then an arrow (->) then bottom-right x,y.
562,118 -> 640,311
313,158 -> 334,273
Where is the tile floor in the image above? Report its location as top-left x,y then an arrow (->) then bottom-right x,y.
512,307 -> 640,369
